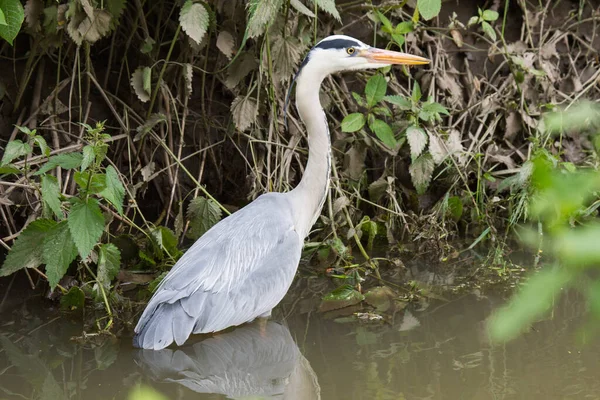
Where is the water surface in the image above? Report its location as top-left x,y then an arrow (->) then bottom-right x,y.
0,286 -> 597,399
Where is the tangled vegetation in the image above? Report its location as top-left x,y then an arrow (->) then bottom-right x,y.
0,0 -> 599,339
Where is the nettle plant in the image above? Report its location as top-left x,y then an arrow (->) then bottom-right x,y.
342,74 -> 461,194
0,122 -> 125,321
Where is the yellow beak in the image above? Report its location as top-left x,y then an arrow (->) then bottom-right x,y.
360,48 -> 430,65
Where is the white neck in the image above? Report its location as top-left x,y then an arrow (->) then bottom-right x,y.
286,66 -> 331,239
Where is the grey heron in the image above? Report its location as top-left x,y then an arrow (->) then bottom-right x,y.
133,35 -> 429,350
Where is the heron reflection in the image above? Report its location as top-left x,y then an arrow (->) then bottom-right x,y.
134,321 -> 320,399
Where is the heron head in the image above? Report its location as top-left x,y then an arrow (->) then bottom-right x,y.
299,35 -> 430,78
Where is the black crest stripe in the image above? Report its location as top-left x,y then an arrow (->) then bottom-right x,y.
315,38 -> 361,50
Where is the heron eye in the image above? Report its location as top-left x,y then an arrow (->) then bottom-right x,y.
346,47 -> 355,55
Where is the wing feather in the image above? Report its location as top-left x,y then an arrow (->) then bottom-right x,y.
134,193 -> 302,350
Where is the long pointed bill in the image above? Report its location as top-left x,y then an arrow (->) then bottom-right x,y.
360,48 -> 430,65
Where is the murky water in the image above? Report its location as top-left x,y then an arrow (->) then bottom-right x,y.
0,287 -> 598,399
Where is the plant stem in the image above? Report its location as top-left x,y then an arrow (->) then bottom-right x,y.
146,25 -> 181,119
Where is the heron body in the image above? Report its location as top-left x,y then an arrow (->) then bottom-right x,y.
134,35 -> 429,350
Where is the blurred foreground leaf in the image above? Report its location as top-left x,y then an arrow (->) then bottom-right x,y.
544,101 -> 600,134
489,267 -> 571,342
128,385 -> 169,400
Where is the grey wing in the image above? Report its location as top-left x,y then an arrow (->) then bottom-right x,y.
133,193 -> 303,350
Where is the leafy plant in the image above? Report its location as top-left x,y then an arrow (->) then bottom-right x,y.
343,76 -> 457,194
375,11 -> 415,48
0,122 -> 127,327
0,0 -> 24,45
489,102 -> 600,342
467,8 -> 499,41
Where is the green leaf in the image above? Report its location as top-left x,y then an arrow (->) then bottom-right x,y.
447,196 -> 463,220
319,284 -> 365,312
231,95 -> 258,132
34,153 -> 83,175
422,101 -> 449,115
371,106 -> 392,117
43,220 -> 78,290
60,286 -> 85,311
0,164 -> 21,174
0,8 -> 6,25
130,67 -> 151,103
68,198 -> 104,259
409,153 -> 435,194
142,67 -> 151,96
246,0 -> 284,38
270,34 -> 304,83
553,225 -> 600,266
0,0 -> 24,45
376,10 -> 393,32
135,113 -> 167,140
384,95 -> 412,110
482,9 -> 499,21
543,101 -> 600,134
391,33 -> 405,47
33,136 -> 50,156
412,81 -> 422,103
150,226 -> 180,258
140,37 -> 155,54
81,145 -> 95,171
394,21 -> 414,35
307,0 -> 341,21
16,126 -> 34,136
489,267 -> 572,343
180,0 -> 209,45
341,113 -> 366,132
106,0 -> 127,20
1,140 -> 31,166
418,109 -> 433,122
100,165 -> 125,215
97,243 -> 121,289
351,92 -> 366,107
417,0 -> 441,21
289,0 -> 315,17
406,125 -> 428,159
481,20 -> 496,41
148,271 -> 167,293
467,15 -> 479,27
41,175 -> 63,219
187,196 -> 222,240
0,219 -> 56,277
128,385 -> 169,400
359,216 -> 378,252
370,119 -> 396,148
74,171 -> 107,193
365,74 -> 387,108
